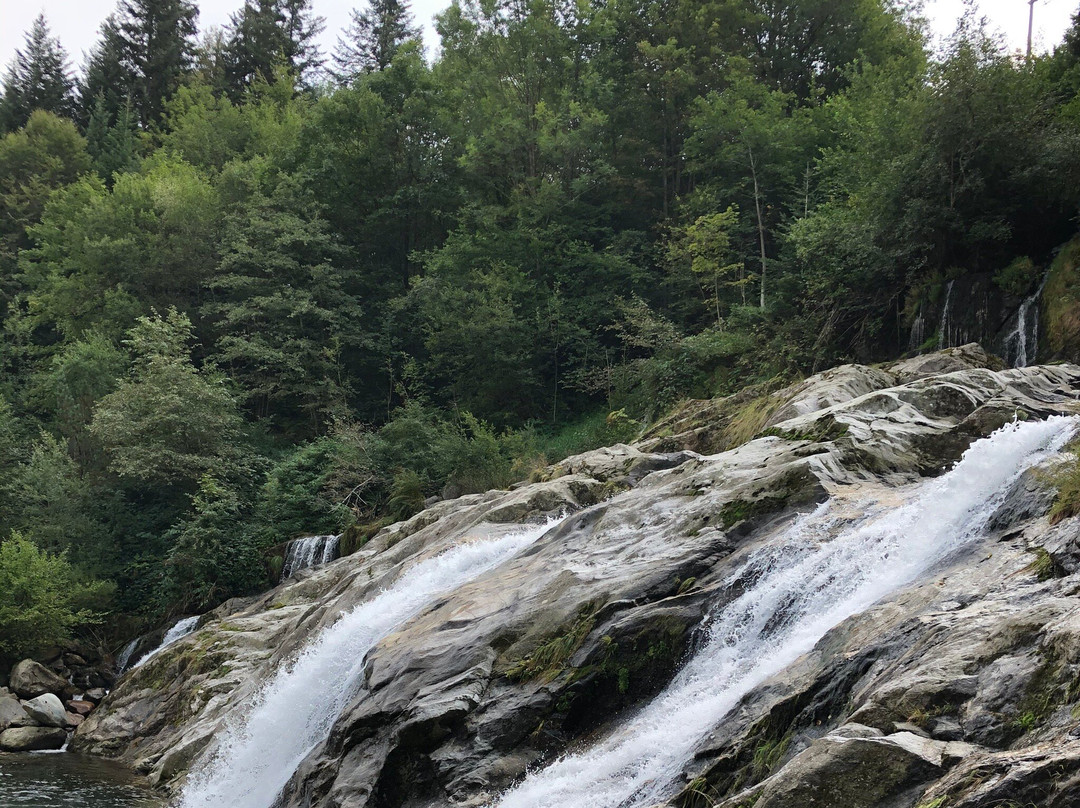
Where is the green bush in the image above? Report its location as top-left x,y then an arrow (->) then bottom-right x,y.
160,476 -> 265,613
255,436 -> 355,544
994,256 -> 1038,297
386,470 -> 425,521
0,533 -> 113,659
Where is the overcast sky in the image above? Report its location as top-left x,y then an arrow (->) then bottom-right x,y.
0,0 -> 1076,77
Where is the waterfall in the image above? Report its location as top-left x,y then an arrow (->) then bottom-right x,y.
130,616 -> 200,671
937,280 -> 955,349
1002,277 -> 1047,368
907,309 -> 927,354
115,638 -> 139,674
281,535 -> 341,581
492,416 -> 1076,808
177,516 -> 567,808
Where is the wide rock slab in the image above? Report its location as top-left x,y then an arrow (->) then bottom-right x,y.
749,734 -> 943,808
70,350 -> 1080,808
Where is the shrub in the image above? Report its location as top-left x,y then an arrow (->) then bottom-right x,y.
0,533 -> 113,659
386,470 -> 425,521
994,255 -> 1038,297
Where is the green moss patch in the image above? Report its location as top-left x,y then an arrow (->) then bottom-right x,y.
1042,237 -> 1080,361
506,603 -> 600,683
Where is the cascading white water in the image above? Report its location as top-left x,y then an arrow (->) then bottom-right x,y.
907,310 -> 927,353
115,638 -> 139,673
281,535 -> 341,581
938,279 -> 955,349
177,516 -> 566,808
493,416 -> 1076,808
1002,277 -> 1047,368
130,616 -> 200,671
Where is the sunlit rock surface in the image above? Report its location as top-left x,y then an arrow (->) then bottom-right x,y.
73,347 -> 1080,808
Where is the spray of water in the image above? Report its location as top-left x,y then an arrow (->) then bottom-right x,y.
493,416 -> 1076,808
177,517 -> 566,808
130,616 -> 200,671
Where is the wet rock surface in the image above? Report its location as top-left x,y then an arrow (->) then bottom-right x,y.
71,348 -> 1080,808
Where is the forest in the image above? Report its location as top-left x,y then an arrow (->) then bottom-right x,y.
2,0 -> 1080,657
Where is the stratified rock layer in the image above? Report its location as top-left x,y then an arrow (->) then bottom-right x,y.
74,347 -> 1080,808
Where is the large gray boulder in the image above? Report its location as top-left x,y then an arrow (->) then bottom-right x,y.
0,693 -> 30,731
22,693 -> 67,727
0,725 -> 67,751
9,659 -> 69,699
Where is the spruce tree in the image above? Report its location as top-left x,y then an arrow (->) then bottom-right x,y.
85,97 -> 140,182
333,0 -> 421,81
224,0 -> 325,96
0,14 -> 75,132
78,15 -> 133,129
117,0 -> 199,128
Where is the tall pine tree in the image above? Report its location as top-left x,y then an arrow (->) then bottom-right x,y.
117,0 -> 199,128
78,0 -> 196,131
333,0 -> 421,81
0,14 -> 75,132
78,15 -> 133,128
224,0 -> 325,96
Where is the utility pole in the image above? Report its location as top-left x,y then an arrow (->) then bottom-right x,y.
1027,0 -> 1038,59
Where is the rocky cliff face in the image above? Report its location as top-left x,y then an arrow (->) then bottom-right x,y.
73,346 -> 1080,808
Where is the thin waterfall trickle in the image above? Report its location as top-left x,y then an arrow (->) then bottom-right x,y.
130,616 -> 200,671
491,416 -> 1076,808
115,639 -> 139,674
177,515 -> 568,808
907,309 -> 927,354
280,535 -> 340,581
1002,276 -> 1048,368
938,280 -> 955,349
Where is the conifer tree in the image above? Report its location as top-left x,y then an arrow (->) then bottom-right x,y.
78,15 -> 133,128
333,0 -> 421,81
0,14 -> 75,132
116,0 -> 199,127
85,97 -> 140,181
224,0 -> 325,96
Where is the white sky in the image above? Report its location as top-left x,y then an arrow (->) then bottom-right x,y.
0,0 -> 1076,76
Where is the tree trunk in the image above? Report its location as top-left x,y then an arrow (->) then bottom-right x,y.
749,145 -> 768,309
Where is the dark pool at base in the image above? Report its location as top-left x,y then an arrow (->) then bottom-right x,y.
0,752 -> 162,807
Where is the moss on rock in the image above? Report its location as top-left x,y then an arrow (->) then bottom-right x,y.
1042,237 -> 1080,362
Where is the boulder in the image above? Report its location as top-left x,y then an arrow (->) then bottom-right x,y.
65,712 -> 85,728
22,693 -> 66,727
0,694 -> 29,731
84,687 -> 107,704
751,735 -> 943,808
0,726 -> 67,752
66,699 -> 94,716
9,659 -> 69,699
62,652 -> 88,668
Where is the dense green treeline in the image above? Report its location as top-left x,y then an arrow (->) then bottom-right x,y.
2,0 -> 1080,653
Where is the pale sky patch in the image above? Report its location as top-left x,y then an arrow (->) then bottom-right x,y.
0,0 -> 1075,80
